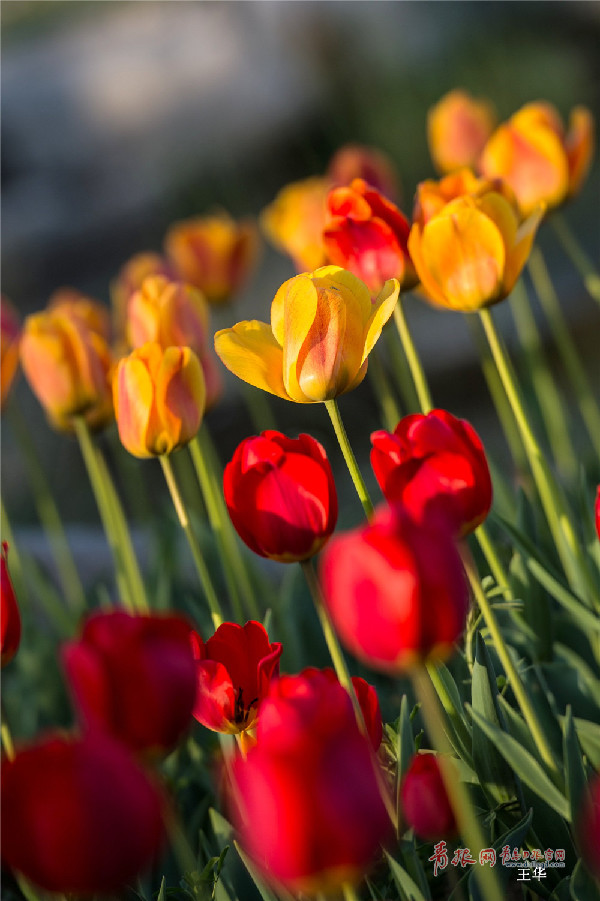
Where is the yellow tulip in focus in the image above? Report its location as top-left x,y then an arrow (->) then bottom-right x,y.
214,266 -> 399,403
428,89 -> 497,174
113,343 -> 206,458
260,176 -> 330,273
478,101 -> 595,215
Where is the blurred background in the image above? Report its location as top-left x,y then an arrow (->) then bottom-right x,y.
2,0 -> 599,554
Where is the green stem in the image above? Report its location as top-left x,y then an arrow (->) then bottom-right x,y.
474,523 -> 512,600
384,319 -> 421,412
392,300 -> 433,413
1,720 -> 15,761
412,666 -> 505,901
368,348 -> 401,431
461,545 -> 560,778
243,383 -> 278,432
159,455 -> 223,630
324,399 -> 374,521
341,883 -> 362,901
550,212 -> 600,307
528,246 -> 600,459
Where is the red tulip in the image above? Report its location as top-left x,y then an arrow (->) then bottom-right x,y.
320,505 -> 469,675
224,431 -> 338,563
577,773 -> 600,881
302,666 -> 383,751
371,409 -> 492,537
230,671 -> 392,894
323,178 -> 416,295
595,486 -> 600,542
62,610 -> 197,756
1,733 -> 164,894
400,753 -> 456,840
191,620 -> 282,738
327,144 -> 400,202
1,542 -> 21,667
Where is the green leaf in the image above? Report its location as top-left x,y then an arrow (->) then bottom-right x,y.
497,695 -> 540,760
563,707 -> 589,825
397,694 -> 416,785
452,809 -> 533,901
385,851 -> 428,901
468,707 -> 570,820
234,841 -> 295,901
572,717 -> 600,769
157,877 -> 167,901
570,859 -> 600,901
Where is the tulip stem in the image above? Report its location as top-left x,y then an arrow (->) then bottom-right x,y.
411,665 -> 505,901
324,399 -> 374,521
550,212 -> 600,307
460,545 -> 560,779
159,456 -> 223,630
341,884 -> 361,901
1,703 -> 15,761
473,524 -> 512,600
392,300 -> 433,414
368,348 -> 402,431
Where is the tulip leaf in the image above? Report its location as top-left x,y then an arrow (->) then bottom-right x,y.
428,662 -> 473,764
571,716 -> 600,769
549,879 -> 574,901
157,877 -> 167,901
570,859 -> 600,901
397,694 -> 416,785
562,707 -> 588,828
467,707 -> 570,820
234,841 -> 292,901
385,851 -> 428,901
497,695 -> 540,760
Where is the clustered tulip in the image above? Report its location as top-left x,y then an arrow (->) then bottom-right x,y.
1,542 -> 21,667
371,409 -> 492,536
1,297 -> 21,410
224,431 -> 338,562
427,89 -> 497,174
400,753 -> 457,840
230,671 -> 392,894
215,266 -> 399,402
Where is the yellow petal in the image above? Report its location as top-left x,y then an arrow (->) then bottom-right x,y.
155,346 -> 205,450
281,276 -> 320,401
114,356 -> 155,458
214,320 -> 288,399
504,203 -> 545,294
361,277 -> 400,364
271,275 -> 299,347
566,106 -> 595,197
408,223 -> 454,309
311,266 -> 372,322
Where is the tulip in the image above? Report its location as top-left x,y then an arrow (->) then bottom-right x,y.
1,733 -> 164,894
371,409 -> 492,536
577,773 -> 600,881
1,297 -> 21,410
260,176 -> 330,272
113,342 -> 205,458
595,486 -> 600,542
223,431 -> 338,562
48,287 -> 112,342
20,308 -> 113,431
127,275 -> 222,407
215,266 -> 399,403
320,505 -> 469,674
327,143 -> 400,202
408,177 -> 544,312
230,671 -> 392,894
400,753 -> 456,840
111,251 -> 174,337
427,89 -> 497,174
478,101 -> 595,215
165,212 -> 259,305
302,666 -> 383,751
191,620 -> 282,741
1,542 -> 21,667
62,610 -> 197,755
323,178 -> 417,295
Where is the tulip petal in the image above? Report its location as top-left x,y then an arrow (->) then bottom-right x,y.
361,278 -> 400,364
215,321 -> 288,399
281,276 -> 321,401
114,356 -> 156,458
504,203 -> 545,295
312,266 -> 372,322
566,106 -> 595,197
156,346 -> 205,450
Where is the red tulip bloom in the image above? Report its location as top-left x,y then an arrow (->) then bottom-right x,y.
1,542 -> 21,667
371,409 -> 492,537
62,610 -> 197,756
577,773 -> 600,881
323,178 -> 416,295
400,753 -> 456,840
191,620 -> 282,739
302,666 -> 383,751
224,431 -> 338,563
230,671 -> 392,894
595,486 -> 600,542
1,733 -> 164,894
320,505 -> 469,675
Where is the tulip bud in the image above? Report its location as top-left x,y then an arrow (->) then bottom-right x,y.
113,342 -> 205,458
1,733 -> 165,894
223,431 -> 338,562
111,251 -> 174,339
260,176 -> 330,272
371,409 -> 492,536
1,542 -> 21,667
48,287 -> 112,342
320,505 -> 469,675
62,610 -> 197,756
1,297 -> 21,410
400,753 -> 457,840
427,89 -> 497,174
327,143 -> 400,202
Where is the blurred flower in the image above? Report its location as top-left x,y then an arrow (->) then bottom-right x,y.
20,308 -> 113,431
400,753 -> 456,840
215,266 -> 399,402
113,342 -> 205,458
371,409 -> 492,536
165,212 -> 259,305
577,773 -> 600,881
191,620 -> 282,746
327,143 -> 400,202
127,275 -> 222,407
230,670 -> 392,894
320,505 -> 468,674
1,542 -> 21,667
48,287 -> 112,342
111,251 -> 174,340
302,666 -> 383,751
478,101 -> 595,215
261,176 -> 330,272
62,610 -> 197,756
428,89 -> 497,174
1,297 -> 21,410
408,176 -> 544,311
595,486 -> 600,542
224,431 -> 337,562
1,733 -> 164,894
323,178 -> 417,295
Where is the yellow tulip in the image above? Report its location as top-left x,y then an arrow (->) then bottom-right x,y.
214,266 -> 399,403
260,176 -> 330,273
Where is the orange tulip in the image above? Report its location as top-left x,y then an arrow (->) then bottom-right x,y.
113,343 -> 205,458
260,176 -> 330,272
1,297 -> 21,410
165,213 -> 259,305
428,89 -> 497,174
111,252 -> 174,339
478,101 -> 595,215
48,287 -> 112,342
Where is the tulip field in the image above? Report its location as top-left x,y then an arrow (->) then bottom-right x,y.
2,89 -> 600,901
